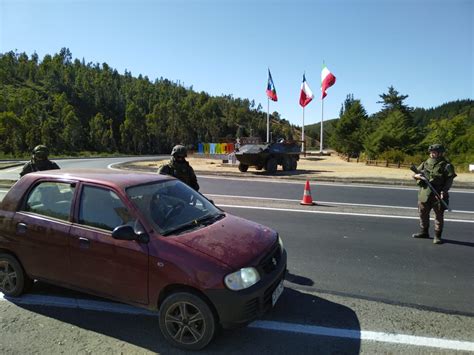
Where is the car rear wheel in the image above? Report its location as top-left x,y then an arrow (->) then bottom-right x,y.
0,254 -> 32,297
159,292 -> 216,350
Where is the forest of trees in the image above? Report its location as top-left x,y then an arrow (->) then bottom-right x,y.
307,89 -> 473,171
0,48 -> 295,157
1,49 -> 473,170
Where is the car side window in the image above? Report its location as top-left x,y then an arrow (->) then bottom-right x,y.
79,185 -> 134,231
24,182 -> 75,221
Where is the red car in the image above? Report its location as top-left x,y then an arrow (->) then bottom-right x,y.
0,169 -> 287,350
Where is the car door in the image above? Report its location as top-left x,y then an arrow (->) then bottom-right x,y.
13,180 -> 75,284
68,183 -> 149,305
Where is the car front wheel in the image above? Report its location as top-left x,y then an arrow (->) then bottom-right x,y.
0,254 -> 32,297
159,292 -> 216,350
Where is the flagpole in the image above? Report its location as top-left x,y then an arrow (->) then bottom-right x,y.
320,98 -> 324,153
267,97 -> 270,143
301,107 -> 305,153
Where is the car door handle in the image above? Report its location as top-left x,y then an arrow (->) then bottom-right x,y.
78,237 -> 90,248
16,222 -> 27,234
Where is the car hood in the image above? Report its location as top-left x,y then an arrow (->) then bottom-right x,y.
173,214 -> 277,269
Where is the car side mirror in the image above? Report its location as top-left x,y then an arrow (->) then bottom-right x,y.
136,232 -> 150,243
112,225 -> 137,241
112,225 -> 150,243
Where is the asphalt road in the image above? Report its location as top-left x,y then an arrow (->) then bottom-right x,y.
1,157 -> 473,353
199,176 -> 474,212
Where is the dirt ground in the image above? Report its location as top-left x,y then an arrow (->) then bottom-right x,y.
126,153 -> 474,188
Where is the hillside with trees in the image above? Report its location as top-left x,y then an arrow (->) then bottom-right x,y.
1,49 -> 472,170
325,89 -> 473,171
0,49 -> 297,157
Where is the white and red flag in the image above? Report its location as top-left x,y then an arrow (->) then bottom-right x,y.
266,69 -> 278,101
299,74 -> 314,107
321,65 -> 336,99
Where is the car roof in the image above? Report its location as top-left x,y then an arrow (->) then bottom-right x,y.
24,168 -> 171,189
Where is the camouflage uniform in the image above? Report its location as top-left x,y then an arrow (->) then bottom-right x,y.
158,145 -> 199,191
20,145 -> 60,177
413,144 -> 456,244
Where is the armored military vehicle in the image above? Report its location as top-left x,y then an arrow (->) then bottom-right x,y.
234,140 -> 300,173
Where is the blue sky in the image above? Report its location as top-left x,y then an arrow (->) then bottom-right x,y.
1,0 -> 472,127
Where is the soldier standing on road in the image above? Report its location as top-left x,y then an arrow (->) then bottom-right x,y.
158,145 -> 200,191
412,144 -> 456,244
19,145 -> 60,177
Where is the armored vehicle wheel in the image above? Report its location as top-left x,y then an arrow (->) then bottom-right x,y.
255,165 -> 263,170
265,158 -> 278,173
291,158 -> 298,170
282,156 -> 292,171
159,292 -> 216,350
238,163 -> 249,172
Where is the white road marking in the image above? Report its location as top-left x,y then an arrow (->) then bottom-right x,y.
207,194 -> 474,214
217,204 -> 474,223
199,175 -> 474,193
1,293 -> 473,351
250,320 -> 474,352
4,167 -> 21,173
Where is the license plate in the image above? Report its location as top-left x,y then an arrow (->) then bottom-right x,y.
272,280 -> 284,307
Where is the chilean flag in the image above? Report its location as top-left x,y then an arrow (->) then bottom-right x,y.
321,65 -> 336,99
266,69 -> 278,101
299,74 -> 314,107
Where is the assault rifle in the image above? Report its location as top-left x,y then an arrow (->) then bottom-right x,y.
410,164 -> 451,211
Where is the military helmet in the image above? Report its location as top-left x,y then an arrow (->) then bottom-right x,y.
171,145 -> 187,158
428,144 -> 445,153
33,145 -> 49,154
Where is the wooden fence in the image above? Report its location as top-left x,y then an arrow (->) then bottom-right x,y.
337,154 -> 411,169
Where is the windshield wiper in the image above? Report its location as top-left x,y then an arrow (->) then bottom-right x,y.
196,212 -> 225,225
162,213 -> 225,236
161,220 -> 202,236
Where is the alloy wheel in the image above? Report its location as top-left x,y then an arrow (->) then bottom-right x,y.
164,301 -> 206,345
0,261 -> 17,293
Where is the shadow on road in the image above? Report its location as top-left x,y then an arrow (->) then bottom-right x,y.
11,284 -> 361,354
442,238 -> 474,248
285,270 -> 315,286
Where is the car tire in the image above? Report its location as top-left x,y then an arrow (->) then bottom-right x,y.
238,163 -> 249,172
0,253 -> 31,297
159,292 -> 216,350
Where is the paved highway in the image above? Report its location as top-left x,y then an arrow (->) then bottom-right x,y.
1,157 -> 473,353
199,176 -> 474,212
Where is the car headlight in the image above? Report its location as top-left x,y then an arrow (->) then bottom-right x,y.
224,267 -> 260,290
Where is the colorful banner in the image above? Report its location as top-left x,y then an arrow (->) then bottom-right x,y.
196,143 -> 235,154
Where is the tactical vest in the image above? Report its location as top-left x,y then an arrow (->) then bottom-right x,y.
159,160 -> 198,190
417,157 -> 456,202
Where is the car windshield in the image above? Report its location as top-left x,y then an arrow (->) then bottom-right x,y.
126,179 -> 223,236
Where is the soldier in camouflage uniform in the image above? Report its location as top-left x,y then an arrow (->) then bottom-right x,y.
19,145 -> 60,177
158,145 -> 200,191
412,144 -> 456,244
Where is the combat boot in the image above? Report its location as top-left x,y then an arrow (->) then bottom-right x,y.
412,228 -> 429,239
433,231 -> 443,244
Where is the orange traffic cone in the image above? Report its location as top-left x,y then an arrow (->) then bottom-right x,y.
300,180 -> 315,205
